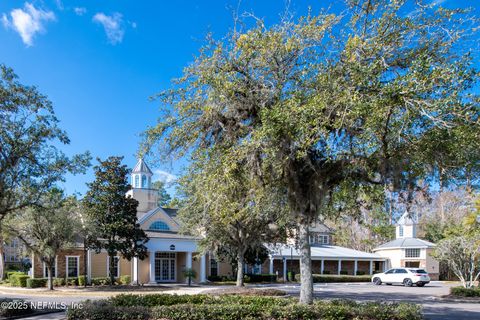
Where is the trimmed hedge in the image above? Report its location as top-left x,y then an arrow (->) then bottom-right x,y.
67,295 -> 422,320
119,275 -> 131,285
294,274 -> 371,283
10,274 -> 29,287
245,273 -> 277,283
91,277 -> 111,286
450,286 -> 480,297
53,277 -> 66,286
6,271 -> 24,281
66,277 -> 79,286
26,278 -> 47,288
0,298 -> 35,318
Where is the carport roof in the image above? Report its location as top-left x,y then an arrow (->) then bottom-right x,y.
373,238 -> 435,251
269,245 -> 384,260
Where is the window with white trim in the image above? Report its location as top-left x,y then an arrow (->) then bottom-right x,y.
43,258 -> 57,278
210,258 -> 218,277
66,256 -> 79,277
399,226 -> 404,237
107,256 -> 120,278
405,248 -> 420,258
149,220 -> 170,231
309,233 -> 330,245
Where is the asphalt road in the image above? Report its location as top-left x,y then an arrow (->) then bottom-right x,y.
1,282 -> 479,319
262,282 -> 480,320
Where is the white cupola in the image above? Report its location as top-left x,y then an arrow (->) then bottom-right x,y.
131,158 -> 153,189
396,210 -> 418,239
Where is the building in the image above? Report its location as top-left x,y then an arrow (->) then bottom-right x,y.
373,211 -> 439,280
30,159 -> 387,283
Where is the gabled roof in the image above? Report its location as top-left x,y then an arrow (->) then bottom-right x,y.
132,158 -> 153,175
397,210 -> 418,226
138,206 -> 180,227
373,238 -> 435,251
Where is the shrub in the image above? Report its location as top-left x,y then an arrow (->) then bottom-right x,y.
6,271 -> 24,281
119,275 -> 131,285
53,278 -> 66,286
0,298 -> 35,318
109,294 -> 213,308
340,270 -> 349,275
78,275 -> 86,286
66,277 -> 78,286
91,277 -> 111,286
322,270 -> 330,274
245,274 -> 277,283
68,296 -> 422,320
356,271 -> 365,275
450,286 -> 480,297
66,300 -> 149,320
207,275 -> 222,282
294,274 -> 371,283
10,274 -> 29,287
26,278 -> 47,288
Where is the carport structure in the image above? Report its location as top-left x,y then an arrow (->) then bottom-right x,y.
268,245 -> 386,278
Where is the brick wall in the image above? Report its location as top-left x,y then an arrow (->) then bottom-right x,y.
33,249 -> 86,278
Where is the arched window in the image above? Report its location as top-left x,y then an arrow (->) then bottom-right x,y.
134,175 -> 139,188
141,175 -> 147,188
149,220 -> 170,231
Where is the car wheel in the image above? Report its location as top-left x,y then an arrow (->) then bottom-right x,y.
386,283 -> 392,285
373,277 -> 382,285
403,278 -> 413,287
417,282 -> 425,287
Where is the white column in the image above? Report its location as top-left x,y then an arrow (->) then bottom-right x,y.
200,254 -> 206,283
269,257 -> 274,274
282,257 -> 287,282
133,257 -> 139,284
338,260 -> 342,275
369,260 -> 373,275
320,260 -> 324,274
186,252 -> 192,284
354,260 -> 358,276
87,250 -> 92,283
149,251 -> 156,283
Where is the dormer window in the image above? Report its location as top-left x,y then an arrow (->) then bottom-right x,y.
309,233 -> 329,245
149,220 -> 170,231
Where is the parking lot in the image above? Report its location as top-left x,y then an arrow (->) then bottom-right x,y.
265,281 -> 480,320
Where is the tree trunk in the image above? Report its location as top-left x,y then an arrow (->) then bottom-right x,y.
0,224 -> 4,281
109,253 -> 115,285
298,222 -> 313,304
47,264 -> 54,290
236,252 -> 245,287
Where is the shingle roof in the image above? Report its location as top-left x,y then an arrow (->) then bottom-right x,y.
132,158 -> 153,175
397,210 -> 418,226
373,238 -> 435,250
270,245 -> 384,260
162,208 -> 178,217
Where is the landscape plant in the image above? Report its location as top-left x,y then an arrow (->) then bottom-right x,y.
143,0 -> 479,303
82,156 -> 149,285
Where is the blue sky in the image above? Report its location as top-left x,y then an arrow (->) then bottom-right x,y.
0,0 -> 476,196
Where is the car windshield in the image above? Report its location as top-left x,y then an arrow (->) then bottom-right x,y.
409,269 -> 427,274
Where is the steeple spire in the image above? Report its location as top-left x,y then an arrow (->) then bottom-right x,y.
131,158 -> 153,189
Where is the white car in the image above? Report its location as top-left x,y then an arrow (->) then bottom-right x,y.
372,268 -> 430,287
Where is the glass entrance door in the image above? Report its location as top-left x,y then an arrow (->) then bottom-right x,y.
155,252 -> 176,282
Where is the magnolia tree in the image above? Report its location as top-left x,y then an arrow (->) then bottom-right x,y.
434,235 -> 480,288
143,1 -> 479,303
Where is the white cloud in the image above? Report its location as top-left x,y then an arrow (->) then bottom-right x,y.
74,7 -> 87,16
154,170 -> 177,184
93,12 -> 124,45
1,2 -> 55,46
54,0 -> 64,11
